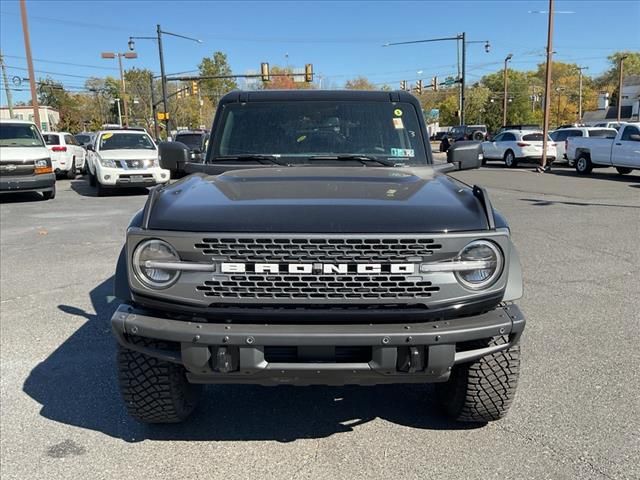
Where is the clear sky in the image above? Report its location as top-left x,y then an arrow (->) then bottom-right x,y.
1,0 -> 639,103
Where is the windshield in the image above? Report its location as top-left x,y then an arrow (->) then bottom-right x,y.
75,134 -> 91,144
212,101 -> 427,165
175,133 -> 204,150
0,123 -> 45,148
43,134 -> 61,145
98,132 -> 155,151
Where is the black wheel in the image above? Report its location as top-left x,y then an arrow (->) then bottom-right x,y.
42,185 -> 56,201
616,167 -> 632,175
436,335 -> 520,423
575,154 -> 592,175
504,150 -> 518,168
66,159 -> 76,179
96,181 -> 108,197
88,169 -> 96,186
472,131 -> 484,141
117,337 -> 202,423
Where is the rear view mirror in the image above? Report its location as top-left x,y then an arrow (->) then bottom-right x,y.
158,141 -> 190,171
447,141 -> 482,170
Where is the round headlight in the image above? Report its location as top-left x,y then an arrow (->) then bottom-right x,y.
454,240 -> 503,290
132,239 -> 180,289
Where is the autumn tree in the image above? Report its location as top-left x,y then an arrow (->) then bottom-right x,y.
261,66 -> 315,90
596,51 -> 640,106
198,51 -> 238,106
344,76 -> 377,90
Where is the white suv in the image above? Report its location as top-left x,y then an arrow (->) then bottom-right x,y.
42,131 -> 86,179
481,130 -> 556,168
86,129 -> 169,195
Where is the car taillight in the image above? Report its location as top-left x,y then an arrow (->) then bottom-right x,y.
517,142 -> 530,147
51,146 -> 67,152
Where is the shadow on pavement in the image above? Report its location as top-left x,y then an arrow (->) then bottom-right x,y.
551,169 -> 640,184
0,191 -> 48,203
23,277 -> 479,443
520,197 -> 640,209
69,177 -> 150,198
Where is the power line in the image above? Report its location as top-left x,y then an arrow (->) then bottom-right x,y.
1,54 -> 118,71
3,64 -> 103,80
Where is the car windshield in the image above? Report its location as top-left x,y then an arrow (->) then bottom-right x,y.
75,134 -> 91,144
211,101 -> 427,165
43,134 -> 60,145
99,132 -> 155,151
0,123 -> 45,148
175,134 -> 204,150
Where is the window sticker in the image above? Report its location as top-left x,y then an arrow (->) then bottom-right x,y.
390,148 -> 415,157
393,118 -> 404,129
393,108 -> 403,116
102,133 -> 113,140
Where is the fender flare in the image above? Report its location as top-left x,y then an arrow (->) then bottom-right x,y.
503,243 -> 523,302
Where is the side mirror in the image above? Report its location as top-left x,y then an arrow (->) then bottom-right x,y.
629,134 -> 640,142
86,144 -> 94,151
447,141 -> 482,171
158,141 -> 190,172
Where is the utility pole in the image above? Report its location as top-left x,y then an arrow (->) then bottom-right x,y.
576,66 -> 588,121
0,51 -> 14,118
541,0 -> 554,169
616,55 -> 627,122
19,0 -> 40,128
460,32 -> 466,125
101,51 -> 137,127
503,54 -> 513,126
149,73 -> 159,140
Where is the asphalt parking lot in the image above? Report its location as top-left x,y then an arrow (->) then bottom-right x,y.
1,164 -> 639,480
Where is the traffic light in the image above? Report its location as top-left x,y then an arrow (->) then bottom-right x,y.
260,62 -> 270,82
432,76 -> 438,91
304,63 -> 313,82
415,79 -> 423,95
400,80 -> 407,91
191,81 -> 199,95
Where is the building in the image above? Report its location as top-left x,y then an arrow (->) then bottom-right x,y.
0,105 -> 60,131
582,76 -> 640,125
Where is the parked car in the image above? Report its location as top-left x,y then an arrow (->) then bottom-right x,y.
85,129 -> 169,196
592,122 -> 623,130
550,127 -> 617,166
448,124 -> 487,141
0,119 -> 56,200
42,131 -> 86,179
111,89 -> 525,425
567,122 -> 640,175
74,132 -> 96,149
497,124 -> 541,134
172,129 -> 209,176
481,130 -> 556,168
430,131 -> 449,142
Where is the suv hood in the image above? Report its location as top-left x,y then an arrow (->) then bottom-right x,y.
0,146 -> 50,162
98,149 -> 157,160
145,167 -> 489,233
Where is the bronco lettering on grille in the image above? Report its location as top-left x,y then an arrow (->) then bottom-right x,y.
220,263 -> 416,274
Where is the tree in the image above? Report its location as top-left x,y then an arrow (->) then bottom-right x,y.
596,51 -> 640,107
37,77 -> 85,132
262,66 -> 315,90
344,76 -> 377,90
198,52 -> 238,106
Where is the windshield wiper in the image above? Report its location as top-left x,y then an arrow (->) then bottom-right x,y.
307,155 -> 403,167
212,154 -> 289,166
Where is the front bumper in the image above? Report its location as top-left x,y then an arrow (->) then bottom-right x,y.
96,166 -> 170,187
111,303 -> 525,386
0,173 -> 55,194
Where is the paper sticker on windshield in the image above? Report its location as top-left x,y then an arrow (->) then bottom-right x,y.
102,133 -> 113,140
390,148 -> 414,157
394,108 -> 403,116
393,118 -> 404,129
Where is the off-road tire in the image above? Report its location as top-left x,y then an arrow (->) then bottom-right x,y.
42,185 -> 56,201
616,167 -> 632,175
66,159 -> 76,179
472,131 -> 484,141
117,337 -> 202,423
436,335 -> 520,423
575,154 -> 592,175
504,150 -> 518,168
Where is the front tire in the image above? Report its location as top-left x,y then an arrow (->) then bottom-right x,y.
42,185 -> 56,201
504,150 -> 518,168
117,338 -> 202,423
575,154 -> 592,175
66,159 -> 76,179
88,169 -> 96,186
616,167 -> 632,175
436,335 -> 520,423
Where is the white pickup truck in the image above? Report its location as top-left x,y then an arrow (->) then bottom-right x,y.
567,122 -> 640,175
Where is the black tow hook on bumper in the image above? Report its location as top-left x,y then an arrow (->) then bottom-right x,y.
111,304 -> 525,386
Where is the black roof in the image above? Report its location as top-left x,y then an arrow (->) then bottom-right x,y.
219,89 -> 417,103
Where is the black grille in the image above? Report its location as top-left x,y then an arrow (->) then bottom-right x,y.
195,237 -> 442,263
197,274 -> 439,300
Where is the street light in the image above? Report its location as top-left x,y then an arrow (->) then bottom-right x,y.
503,53 -> 513,126
575,65 -> 588,121
101,51 -> 137,127
384,34 -> 490,125
128,25 -> 202,138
